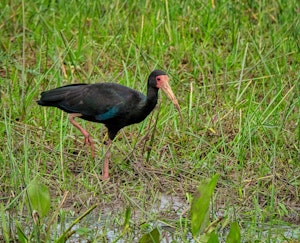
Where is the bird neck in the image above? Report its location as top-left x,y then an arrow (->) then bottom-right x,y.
146,86 -> 159,109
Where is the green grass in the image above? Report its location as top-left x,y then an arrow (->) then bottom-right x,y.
1,0 -> 299,242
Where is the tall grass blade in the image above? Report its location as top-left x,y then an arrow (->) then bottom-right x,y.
16,221 -> 29,243
56,204 -> 97,242
1,204 -> 10,243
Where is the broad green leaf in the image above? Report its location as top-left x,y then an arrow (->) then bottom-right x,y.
190,174 -> 219,237
207,231 -> 219,243
139,228 -> 160,243
27,180 -> 51,218
226,222 -> 241,243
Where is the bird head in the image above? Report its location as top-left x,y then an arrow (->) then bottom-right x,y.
149,70 -> 182,120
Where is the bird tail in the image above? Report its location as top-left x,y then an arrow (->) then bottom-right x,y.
37,84 -> 87,107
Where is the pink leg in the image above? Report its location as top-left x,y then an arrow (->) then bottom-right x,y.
69,113 -> 95,158
102,139 -> 112,180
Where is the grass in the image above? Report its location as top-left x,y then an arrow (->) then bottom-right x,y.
1,0 -> 299,242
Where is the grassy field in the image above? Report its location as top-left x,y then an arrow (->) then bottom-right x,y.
1,0 -> 299,242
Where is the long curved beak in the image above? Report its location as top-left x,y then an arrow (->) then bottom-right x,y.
159,76 -> 182,121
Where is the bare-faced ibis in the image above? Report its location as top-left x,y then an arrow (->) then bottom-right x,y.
37,70 -> 181,179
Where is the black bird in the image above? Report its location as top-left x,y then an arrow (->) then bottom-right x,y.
37,70 -> 181,179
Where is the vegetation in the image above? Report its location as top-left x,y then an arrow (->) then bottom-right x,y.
1,0 -> 299,242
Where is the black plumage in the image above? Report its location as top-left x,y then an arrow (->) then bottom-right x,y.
37,70 -> 181,179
